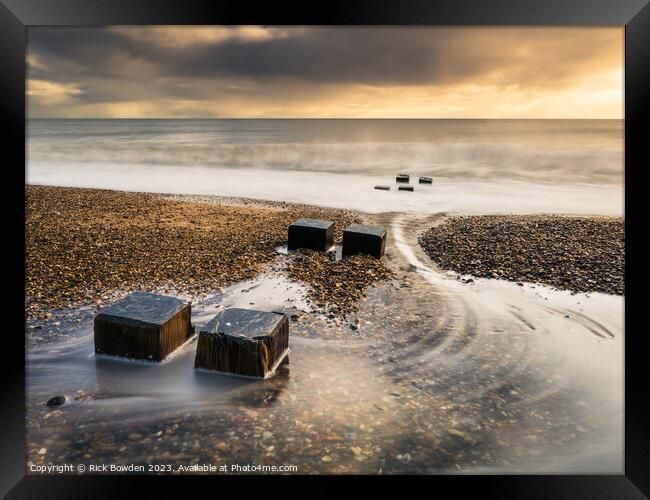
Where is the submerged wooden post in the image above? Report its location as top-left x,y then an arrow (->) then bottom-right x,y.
94,292 -> 194,361
287,218 -> 334,251
195,308 -> 289,378
342,223 -> 387,259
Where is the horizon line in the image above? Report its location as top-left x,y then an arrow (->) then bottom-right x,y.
27,116 -> 623,120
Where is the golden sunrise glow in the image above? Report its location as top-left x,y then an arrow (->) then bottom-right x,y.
27,26 -> 624,119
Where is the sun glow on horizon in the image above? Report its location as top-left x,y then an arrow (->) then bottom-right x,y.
27,26 -> 624,120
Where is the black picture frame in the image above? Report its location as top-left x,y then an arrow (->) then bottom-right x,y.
2,0 -> 648,497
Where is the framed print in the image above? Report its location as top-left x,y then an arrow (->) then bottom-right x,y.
1,0 -> 648,497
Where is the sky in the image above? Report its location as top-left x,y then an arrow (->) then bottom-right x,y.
27,26 -> 623,119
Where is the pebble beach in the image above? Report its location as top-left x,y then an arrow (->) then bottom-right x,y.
418,215 -> 624,295
26,185 -> 387,320
25,184 -> 624,475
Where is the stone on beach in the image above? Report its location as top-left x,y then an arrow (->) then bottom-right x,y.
46,395 -> 66,407
195,308 -> 289,378
288,218 -> 334,251
398,185 -> 414,192
94,292 -> 194,361
396,174 -> 410,183
342,224 -> 387,259
374,185 -> 391,191
418,176 -> 433,184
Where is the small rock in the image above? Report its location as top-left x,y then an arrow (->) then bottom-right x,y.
46,395 -> 66,407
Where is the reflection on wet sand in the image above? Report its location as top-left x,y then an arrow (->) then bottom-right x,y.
26,213 -> 623,474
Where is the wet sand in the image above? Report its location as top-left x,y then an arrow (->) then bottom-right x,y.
28,160 -> 624,216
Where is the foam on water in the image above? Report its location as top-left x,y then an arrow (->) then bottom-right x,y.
27,118 -> 624,185
27,161 -> 622,216
27,118 -> 623,215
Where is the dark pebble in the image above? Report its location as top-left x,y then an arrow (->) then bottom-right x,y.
46,395 -> 66,407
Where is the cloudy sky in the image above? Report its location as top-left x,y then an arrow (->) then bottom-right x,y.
27,26 -> 623,119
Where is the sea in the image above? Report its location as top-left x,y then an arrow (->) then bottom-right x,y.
26,118 -> 624,215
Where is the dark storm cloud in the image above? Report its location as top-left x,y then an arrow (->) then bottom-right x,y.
26,26 -> 623,118
165,29 -> 476,85
27,27 -> 461,85
28,27 -> 613,86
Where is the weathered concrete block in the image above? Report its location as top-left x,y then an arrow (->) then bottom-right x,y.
287,218 -> 334,251
396,174 -> 410,183
94,292 -> 194,361
195,308 -> 289,378
419,176 -> 433,184
398,185 -> 415,192
342,223 -> 387,259
374,185 -> 391,191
